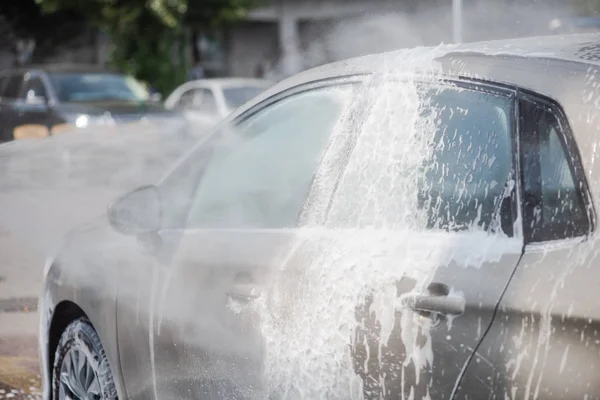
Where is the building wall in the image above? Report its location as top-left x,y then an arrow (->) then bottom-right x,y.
227,21 -> 279,77
226,0 -> 580,78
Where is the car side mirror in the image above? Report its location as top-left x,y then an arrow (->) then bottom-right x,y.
108,185 -> 161,236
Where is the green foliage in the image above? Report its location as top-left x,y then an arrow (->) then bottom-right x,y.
35,0 -> 257,94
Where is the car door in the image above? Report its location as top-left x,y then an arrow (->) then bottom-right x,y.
297,78 -> 524,400
115,78 -> 363,399
454,94 -> 599,399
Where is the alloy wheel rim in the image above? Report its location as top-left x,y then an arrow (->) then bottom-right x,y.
58,347 -> 102,400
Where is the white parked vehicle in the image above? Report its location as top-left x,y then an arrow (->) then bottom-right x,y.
164,78 -> 272,128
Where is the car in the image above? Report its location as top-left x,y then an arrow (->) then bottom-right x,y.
0,64 -> 178,143
163,78 -> 272,128
549,16 -> 600,35
39,32 -> 600,400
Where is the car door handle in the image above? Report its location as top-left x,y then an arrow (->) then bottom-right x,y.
225,271 -> 261,301
401,293 -> 465,316
226,282 -> 260,300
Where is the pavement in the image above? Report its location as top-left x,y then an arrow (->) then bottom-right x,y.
0,129 -> 194,398
0,226 -> 44,400
0,189 -> 122,399
0,190 -> 117,399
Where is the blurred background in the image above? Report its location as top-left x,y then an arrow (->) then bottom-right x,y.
2,0 -> 600,398
2,0 -> 600,94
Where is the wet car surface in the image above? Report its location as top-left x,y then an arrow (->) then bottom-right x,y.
39,32 -> 600,399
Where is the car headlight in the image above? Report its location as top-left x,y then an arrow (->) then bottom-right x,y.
62,113 -> 115,129
74,114 -> 89,128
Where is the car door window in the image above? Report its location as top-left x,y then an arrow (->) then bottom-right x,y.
177,88 -> 218,114
184,83 -> 356,229
327,82 -> 515,234
519,100 -> 590,242
20,77 -> 48,102
176,90 -> 195,109
3,74 -> 24,100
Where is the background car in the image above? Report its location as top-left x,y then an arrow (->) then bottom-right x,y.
40,33 -> 600,400
0,64 -> 177,143
549,16 -> 600,34
163,77 -> 273,128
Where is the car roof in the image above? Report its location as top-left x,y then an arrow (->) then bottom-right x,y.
255,33 -> 600,99
229,32 -> 600,189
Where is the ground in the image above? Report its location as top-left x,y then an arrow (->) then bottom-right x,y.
0,132 -> 191,399
0,227 -> 44,400
0,186 -> 123,399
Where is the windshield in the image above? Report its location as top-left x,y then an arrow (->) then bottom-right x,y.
222,85 -> 268,109
48,72 -> 150,103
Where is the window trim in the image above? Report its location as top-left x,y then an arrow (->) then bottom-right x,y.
517,90 -> 596,246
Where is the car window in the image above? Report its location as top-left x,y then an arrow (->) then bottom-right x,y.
183,83 -> 356,229
177,88 -> 218,114
47,72 -> 149,102
326,82 -> 515,234
520,100 -> 589,242
3,74 -> 24,99
21,77 -> 47,101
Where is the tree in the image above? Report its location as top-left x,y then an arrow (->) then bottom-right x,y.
0,0 -> 90,66
36,0 -> 258,94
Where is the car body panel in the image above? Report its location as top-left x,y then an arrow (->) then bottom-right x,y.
39,221 -> 130,400
455,239 -> 600,399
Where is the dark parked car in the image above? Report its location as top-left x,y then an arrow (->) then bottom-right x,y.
40,33 -> 600,399
0,64 -> 175,143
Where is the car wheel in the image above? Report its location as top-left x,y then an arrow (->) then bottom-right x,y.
52,318 -> 118,400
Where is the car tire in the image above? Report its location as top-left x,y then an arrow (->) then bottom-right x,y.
52,318 -> 118,400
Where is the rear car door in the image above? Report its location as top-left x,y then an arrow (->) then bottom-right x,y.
314,78 -> 526,399
454,93 -> 598,399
